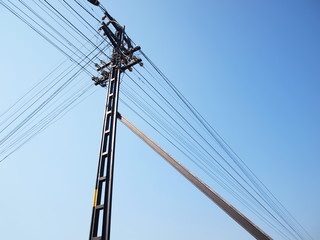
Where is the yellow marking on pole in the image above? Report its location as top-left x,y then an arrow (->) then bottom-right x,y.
93,189 -> 98,207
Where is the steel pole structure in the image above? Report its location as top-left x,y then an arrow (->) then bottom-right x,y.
89,60 -> 121,240
88,9 -> 142,240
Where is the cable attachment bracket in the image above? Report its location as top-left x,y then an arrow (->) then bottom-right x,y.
91,10 -> 143,88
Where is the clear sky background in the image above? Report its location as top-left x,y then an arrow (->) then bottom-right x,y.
0,0 -> 319,240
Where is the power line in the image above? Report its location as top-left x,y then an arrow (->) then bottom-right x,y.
0,1 -> 313,239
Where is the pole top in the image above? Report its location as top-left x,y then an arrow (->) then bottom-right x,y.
87,0 -> 100,6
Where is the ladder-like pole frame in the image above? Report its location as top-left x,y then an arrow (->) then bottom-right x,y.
89,61 -> 121,240
89,9 -> 142,240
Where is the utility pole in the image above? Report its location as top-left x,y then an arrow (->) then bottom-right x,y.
86,2 -> 272,240
88,2 -> 141,240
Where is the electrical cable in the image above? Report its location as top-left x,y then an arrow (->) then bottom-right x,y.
136,51 -> 312,240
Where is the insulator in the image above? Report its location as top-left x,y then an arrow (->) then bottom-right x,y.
139,62 -> 144,67
100,60 -> 106,65
132,46 -> 141,53
129,67 -> 133,72
101,70 -> 109,77
94,63 -> 100,68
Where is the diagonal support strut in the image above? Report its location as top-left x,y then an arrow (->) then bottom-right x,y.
117,113 -> 273,240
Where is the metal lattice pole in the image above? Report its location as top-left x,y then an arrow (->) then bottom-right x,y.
88,8 -> 141,240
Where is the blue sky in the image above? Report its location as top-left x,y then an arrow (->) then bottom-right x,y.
0,0 -> 319,239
